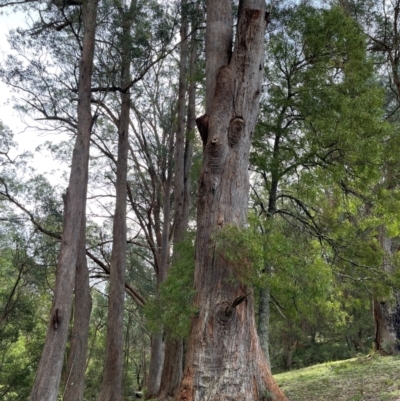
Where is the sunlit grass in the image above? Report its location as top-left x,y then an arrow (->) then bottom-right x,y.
275,354 -> 400,401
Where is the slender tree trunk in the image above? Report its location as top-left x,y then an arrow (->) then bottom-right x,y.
97,7 -> 132,400
63,213 -> 92,401
146,115 -> 174,399
183,35 -> 196,218
178,2 -> 287,400
146,334 -> 165,398
258,286 -> 270,365
29,1 -> 97,400
158,2 -> 193,399
374,229 -> 400,353
282,323 -> 294,371
257,133 -> 281,367
145,198 -> 170,399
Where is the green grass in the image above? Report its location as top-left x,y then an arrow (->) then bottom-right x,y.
275,354 -> 400,401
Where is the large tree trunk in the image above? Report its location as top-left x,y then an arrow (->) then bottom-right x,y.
29,1 -> 98,400
177,2 -> 287,401
63,214 -> 92,401
97,7 -> 132,400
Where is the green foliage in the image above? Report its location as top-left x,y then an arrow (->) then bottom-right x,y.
214,219 -> 335,313
0,243 -> 50,400
83,291 -> 108,400
249,2 -> 395,372
254,4 -> 388,191
214,224 -> 264,286
144,233 -> 197,339
291,342 -> 353,370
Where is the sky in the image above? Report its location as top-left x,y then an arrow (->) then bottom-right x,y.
0,11 -> 68,185
0,11 -> 24,132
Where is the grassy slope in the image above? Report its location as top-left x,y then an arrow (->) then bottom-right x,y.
274,355 -> 400,401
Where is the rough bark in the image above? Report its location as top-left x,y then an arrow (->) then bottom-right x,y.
177,2 -> 287,401
97,5 -> 132,400
63,214 -> 92,401
29,0 -> 97,399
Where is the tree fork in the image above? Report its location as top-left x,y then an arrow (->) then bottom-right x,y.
177,1 -> 287,400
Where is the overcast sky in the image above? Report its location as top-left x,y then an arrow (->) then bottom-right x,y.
0,11 -> 68,185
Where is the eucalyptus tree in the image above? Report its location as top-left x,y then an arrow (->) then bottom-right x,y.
0,122 -> 123,398
2,0 -> 180,397
127,63 -> 176,399
82,2 -> 180,392
85,46 -> 177,399
21,0 -> 99,399
177,1 -> 287,400
95,0 -> 136,398
0,5 -> 99,398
